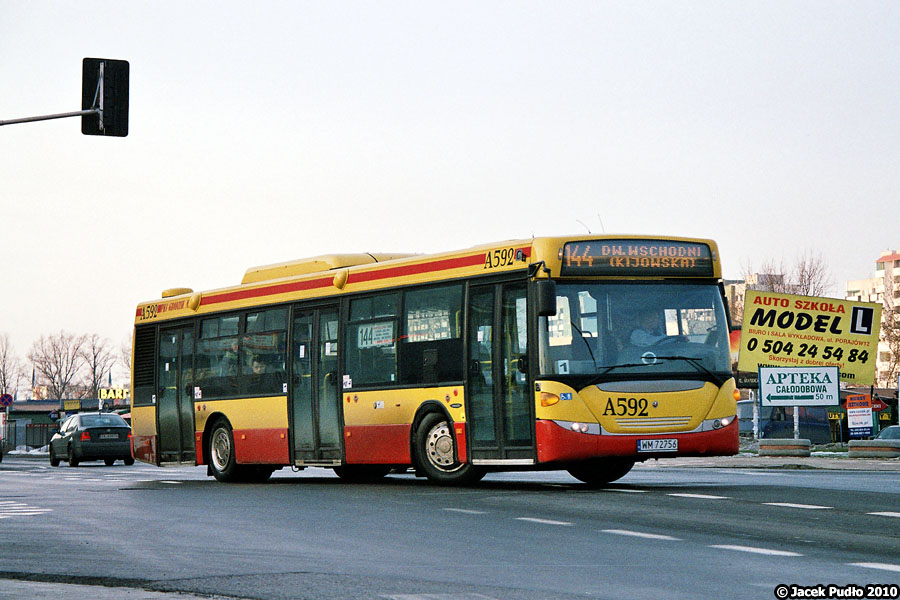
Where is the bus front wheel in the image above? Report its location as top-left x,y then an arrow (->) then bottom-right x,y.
566,457 -> 635,487
208,420 -> 240,482
414,413 -> 484,486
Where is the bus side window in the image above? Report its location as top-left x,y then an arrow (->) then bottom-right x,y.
401,285 -> 463,384
346,294 -> 399,387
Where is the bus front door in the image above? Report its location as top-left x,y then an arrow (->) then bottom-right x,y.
290,306 -> 342,464
157,325 -> 196,464
466,283 -> 535,464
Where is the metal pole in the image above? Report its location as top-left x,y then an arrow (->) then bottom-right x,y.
751,389 -> 759,439
0,108 -> 99,127
1,64 -> 102,128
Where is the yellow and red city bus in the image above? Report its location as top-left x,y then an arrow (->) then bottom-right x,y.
131,235 -> 739,485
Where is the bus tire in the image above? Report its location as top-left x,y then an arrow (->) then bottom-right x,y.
566,457 -> 635,487
333,465 -> 391,483
414,412 -> 484,486
208,419 -> 240,482
241,466 -> 275,483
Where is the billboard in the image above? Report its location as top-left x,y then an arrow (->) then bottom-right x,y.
737,291 -> 881,385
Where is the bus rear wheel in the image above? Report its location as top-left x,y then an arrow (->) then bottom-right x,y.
566,457 -> 635,487
414,413 -> 484,486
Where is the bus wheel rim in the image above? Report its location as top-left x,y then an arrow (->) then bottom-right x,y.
426,421 -> 456,469
211,428 -> 231,471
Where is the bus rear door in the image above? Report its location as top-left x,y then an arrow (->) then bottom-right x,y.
157,325 -> 196,464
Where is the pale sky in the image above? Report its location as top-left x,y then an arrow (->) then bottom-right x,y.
2,2 -> 898,387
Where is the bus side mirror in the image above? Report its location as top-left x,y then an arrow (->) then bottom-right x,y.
536,280 -> 557,317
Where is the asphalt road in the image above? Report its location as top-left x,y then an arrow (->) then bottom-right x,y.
1,455 -> 899,599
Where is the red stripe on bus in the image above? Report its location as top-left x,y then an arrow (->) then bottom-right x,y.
535,419 -> 739,464
202,277 -> 334,307
349,253 -> 485,284
143,246 -> 532,312
344,424 -> 411,464
232,428 -> 290,464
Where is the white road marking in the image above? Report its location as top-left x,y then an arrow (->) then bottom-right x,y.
516,517 -> 573,526
848,562 -> 900,573
667,493 -> 729,500
764,502 -> 831,510
601,529 -> 680,541
442,508 -> 487,515
868,511 -> 900,518
606,488 -> 647,493
0,501 -> 53,519
710,544 -> 802,557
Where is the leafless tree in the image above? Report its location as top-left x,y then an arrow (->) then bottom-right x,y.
880,276 -> 900,388
28,331 -> 87,401
120,334 -> 133,374
791,250 -> 835,297
0,333 -> 25,397
733,252 -> 836,324
80,334 -> 117,400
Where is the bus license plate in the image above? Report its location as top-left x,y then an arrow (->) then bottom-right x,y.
637,439 -> 677,452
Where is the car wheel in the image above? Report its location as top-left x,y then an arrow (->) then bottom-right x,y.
49,447 -> 60,467
104,458 -> 116,466
124,456 -> 134,466
67,446 -> 79,467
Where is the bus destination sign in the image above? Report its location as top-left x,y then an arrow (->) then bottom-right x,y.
560,240 -> 713,277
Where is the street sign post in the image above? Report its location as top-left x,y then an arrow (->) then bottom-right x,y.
0,58 -> 128,136
758,366 -> 841,440
845,394 -> 874,438
758,366 -> 840,407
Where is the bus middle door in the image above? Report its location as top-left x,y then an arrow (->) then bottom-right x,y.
290,305 -> 342,464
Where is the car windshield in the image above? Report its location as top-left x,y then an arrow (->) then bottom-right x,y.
876,426 -> 900,440
538,282 -> 732,383
81,414 -> 128,428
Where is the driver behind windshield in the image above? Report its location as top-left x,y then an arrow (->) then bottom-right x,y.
629,309 -> 666,346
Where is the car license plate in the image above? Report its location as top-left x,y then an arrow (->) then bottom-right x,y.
637,438 -> 677,452
99,433 -> 118,440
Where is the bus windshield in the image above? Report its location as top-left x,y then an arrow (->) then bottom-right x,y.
538,282 -> 731,382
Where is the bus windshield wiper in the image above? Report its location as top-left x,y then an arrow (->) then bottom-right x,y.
652,355 -> 725,386
582,362 -> 647,387
582,356 -> 725,388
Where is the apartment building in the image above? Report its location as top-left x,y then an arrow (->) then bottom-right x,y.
846,250 -> 900,388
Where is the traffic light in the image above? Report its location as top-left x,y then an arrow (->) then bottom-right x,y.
81,58 -> 129,137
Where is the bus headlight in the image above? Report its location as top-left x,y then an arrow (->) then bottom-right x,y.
712,416 -> 735,429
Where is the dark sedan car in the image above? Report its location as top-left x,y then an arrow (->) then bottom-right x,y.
49,412 -> 134,467
875,425 -> 900,440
